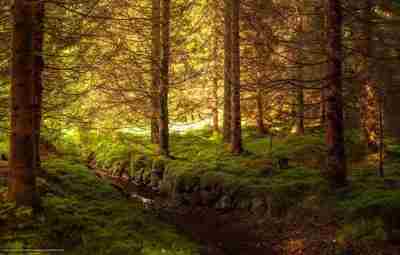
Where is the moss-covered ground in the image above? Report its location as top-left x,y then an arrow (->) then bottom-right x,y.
0,158 -> 200,255
1,128 -> 400,254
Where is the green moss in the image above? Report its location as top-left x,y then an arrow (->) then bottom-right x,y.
1,158 -> 200,254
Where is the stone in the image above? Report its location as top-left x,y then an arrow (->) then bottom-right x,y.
215,195 -> 232,210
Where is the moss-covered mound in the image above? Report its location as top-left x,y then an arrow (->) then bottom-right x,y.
0,158 -> 200,255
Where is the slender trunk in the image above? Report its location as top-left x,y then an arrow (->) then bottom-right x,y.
223,0 -> 232,143
8,0 -> 39,208
159,0 -> 170,156
212,31 -> 219,133
325,0 -> 347,187
320,86 -> 326,127
382,64 -> 400,141
319,2 -> 327,128
296,86 -> 305,135
33,0 -> 44,169
256,88 -> 266,135
230,0 -> 242,154
296,16 -> 305,135
378,90 -> 384,177
151,0 -> 161,144
360,0 -> 378,151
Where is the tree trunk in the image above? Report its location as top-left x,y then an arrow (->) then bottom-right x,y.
256,88 -> 266,135
360,0 -> 379,151
212,34 -> 220,134
382,64 -> 400,141
223,0 -> 232,143
151,0 -> 161,144
33,0 -> 44,169
159,0 -> 170,156
296,16 -> 305,135
296,86 -> 305,135
230,0 -> 242,154
320,86 -> 327,127
325,0 -> 347,187
8,0 -> 40,208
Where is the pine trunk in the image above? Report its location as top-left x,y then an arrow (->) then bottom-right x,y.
256,88 -> 266,135
360,0 -> 379,151
212,35 -> 219,133
33,0 -> 44,169
230,0 -> 242,154
325,0 -> 347,187
8,0 -> 39,207
223,0 -> 232,143
159,0 -> 170,156
296,86 -> 305,135
151,0 -> 161,144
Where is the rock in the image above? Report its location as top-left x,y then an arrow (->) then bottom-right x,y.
384,178 -> 400,189
236,198 -> 252,210
250,197 -> 266,214
215,195 -> 232,210
278,157 -> 289,170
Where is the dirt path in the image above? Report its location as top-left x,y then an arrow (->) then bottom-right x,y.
100,172 -> 336,255
96,170 -> 400,255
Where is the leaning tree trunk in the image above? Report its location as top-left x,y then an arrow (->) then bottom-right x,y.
223,0 -> 233,143
33,0 -> 44,169
151,0 -> 161,144
159,0 -> 170,156
230,0 -> 243,154
325,0 -> 347,187
8,0 -> 40,208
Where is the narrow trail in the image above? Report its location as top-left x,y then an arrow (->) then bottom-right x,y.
98,170 -> 270,254
98,170 -> 339,255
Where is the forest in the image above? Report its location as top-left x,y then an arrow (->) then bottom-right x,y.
1,0 -> 400,254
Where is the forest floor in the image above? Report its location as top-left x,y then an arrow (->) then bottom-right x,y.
0,159 -> 200,255
1,130 -> 400,254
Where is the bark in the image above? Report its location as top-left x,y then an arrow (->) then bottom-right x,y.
378,89 -> 384,177
296,86 -> 305,135
360,0 -> 379,151
382,64 -> 400,141
159,0 -> 170,156
296,17 -> 305,135
256,87 -> 266,135
319,3 -> 327,128
8,0 -> 40,207
230,0 -> 242,154
320,86 -> 327,127
212,34 -> 219,133
223,0 -> 232,143
151,0 -> 161,144
33,0 -> 44,169
325,0 -> 347,187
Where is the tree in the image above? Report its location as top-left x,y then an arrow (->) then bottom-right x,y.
151,0 -> 161,144
359,0 -> 379,151
230,0 -> 243,154
33,0 -> 44,168
8,0 -> 40,208
159,0 -> 170,156
223,0 -> 232,144
324,0 -> 347,186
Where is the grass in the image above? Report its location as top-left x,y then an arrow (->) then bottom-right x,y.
0,158 -> 200,255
